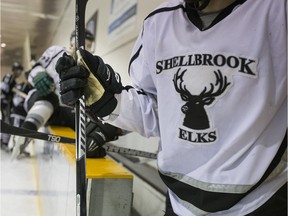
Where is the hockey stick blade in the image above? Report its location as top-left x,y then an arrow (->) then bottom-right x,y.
1,120 -> 75,144
0,120 -> 157,159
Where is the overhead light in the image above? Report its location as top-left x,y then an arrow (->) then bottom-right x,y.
30,12 -> 59,20
1,43 -> 6,48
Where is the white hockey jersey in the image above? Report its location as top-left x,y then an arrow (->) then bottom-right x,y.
108,0 -> 287,215
28,45 -> 67,94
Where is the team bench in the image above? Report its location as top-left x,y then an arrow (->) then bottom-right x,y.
48,125 -> 134,216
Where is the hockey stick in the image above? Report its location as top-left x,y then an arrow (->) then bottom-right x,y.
105,144 -> 157,159
75,0 -> 88,215
0,120 -> 157,159
12,87 -> 27,98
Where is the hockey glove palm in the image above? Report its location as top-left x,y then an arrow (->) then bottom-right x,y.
33,72 -> 55,96
86,119 -> 119,158
55,49 -> 123,118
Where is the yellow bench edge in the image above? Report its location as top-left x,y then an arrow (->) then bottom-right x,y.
48,125 -> 133,179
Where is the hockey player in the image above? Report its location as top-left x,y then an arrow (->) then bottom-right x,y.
0,62 -> 24,149
10,70 -> 33,128
11,29 -> 120,159
7,70 -> 33,152
56,0 -> 287,215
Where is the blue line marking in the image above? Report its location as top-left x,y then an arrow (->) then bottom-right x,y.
1,189 -> 74,196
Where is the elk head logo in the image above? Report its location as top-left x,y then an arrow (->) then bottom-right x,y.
173,69 -> 231,130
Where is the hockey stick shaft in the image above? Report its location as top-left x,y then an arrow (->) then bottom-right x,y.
12,87 -> 27,98
105,144 -> 157,159
0,120 -> 157,159
75,0 -> 88,215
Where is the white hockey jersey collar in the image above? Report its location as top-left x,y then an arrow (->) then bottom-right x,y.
186,0 -> 247,30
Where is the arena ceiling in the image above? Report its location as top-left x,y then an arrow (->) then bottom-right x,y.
1,0 -> 70,69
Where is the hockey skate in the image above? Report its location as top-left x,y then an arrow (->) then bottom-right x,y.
11,136 -> 31,160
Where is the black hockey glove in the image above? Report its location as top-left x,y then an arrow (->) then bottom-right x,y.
55,49 -> 123,119
55,53 -> 87,105
86,119 -> 119,158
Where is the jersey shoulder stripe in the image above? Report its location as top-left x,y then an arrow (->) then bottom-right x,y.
144,4 -> 185,21
129,3 -> 185,77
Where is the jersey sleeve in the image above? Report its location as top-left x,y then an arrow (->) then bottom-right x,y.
267,0 -> 287,105
107,24 -> 160,138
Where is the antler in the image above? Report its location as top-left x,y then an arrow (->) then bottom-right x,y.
173,68 -> 191,101
200,70 -> 231,104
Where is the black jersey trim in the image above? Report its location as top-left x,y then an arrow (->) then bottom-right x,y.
44,49 -> 65,69
128,4 -> 186,76
124,85 -> 146,96
32,49 -> 64,70
128,45 -> 142,76
142,4 -> 185,38
141,4 -> 185,36
31,62 -> 42,69
159,132 -> 287,212
144,4 -> 185,21
186,0 -> 247,31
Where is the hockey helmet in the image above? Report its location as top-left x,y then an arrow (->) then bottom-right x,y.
12,62 -> 23,71
70,29 -> 94,42
185,0 -> 210,11
11,62 -> 23,77
69,29 -> 95,53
